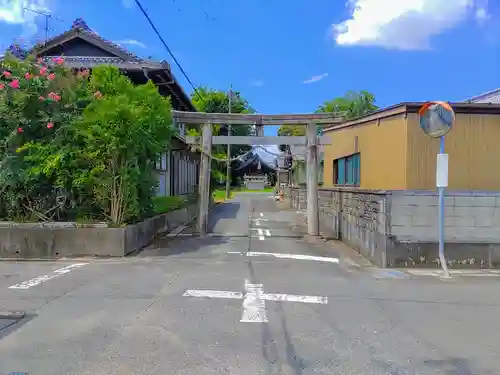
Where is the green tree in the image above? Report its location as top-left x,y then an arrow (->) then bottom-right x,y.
190,87 -> 256,186
73,66 -> 175,224
277,124 -> 305,152
277,90 -> 378,151
316,90 -> 378,119
191,87 -> 254,154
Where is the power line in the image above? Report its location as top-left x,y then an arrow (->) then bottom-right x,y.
133,0 -> 201,100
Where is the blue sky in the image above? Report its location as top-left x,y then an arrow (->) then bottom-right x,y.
1,0 -> 500,142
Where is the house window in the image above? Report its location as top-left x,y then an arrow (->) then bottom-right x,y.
333,153 -> 360,186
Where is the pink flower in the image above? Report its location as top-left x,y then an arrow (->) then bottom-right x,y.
24,72 -> 32,79
47,122 -> 54,129
47,92 -> 61,101
52,57 -> 64,65
0,84 -> 4,89
39,67 -> 47,76
47,73 -> 56,81
17,127 -> 23,133
9,80 -> 20,89
2,71 -> 11,78
39,96 -> 45,101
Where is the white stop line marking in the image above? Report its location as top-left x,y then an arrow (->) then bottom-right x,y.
8,263 -> 88,290
228,251 -> 339,263
183,280 -> 327,323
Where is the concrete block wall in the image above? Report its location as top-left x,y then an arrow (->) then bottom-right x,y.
288,187 -> 500,268
387,191 -> 500,268
290,187 -> 390,266
390,191 -> 500,242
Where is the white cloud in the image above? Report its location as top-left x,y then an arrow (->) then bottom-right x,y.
302,73 -> 328,84
475,5 -> 490,24
0,0 -> 49,37
249,79 -> 264,87
116,39 -> 147,49
333,0 -> 490,50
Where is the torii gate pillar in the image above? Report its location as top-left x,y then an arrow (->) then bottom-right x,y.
306,122 -> 319,236
198,122 -> 212,235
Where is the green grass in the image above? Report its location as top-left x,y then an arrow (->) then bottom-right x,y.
152,195 -> 189,215
233,186 -> 275,193
212,189 -> 232,202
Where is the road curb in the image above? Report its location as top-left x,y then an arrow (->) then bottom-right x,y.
162,201 -> 221,240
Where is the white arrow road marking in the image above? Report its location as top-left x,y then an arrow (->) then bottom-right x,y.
8,263 -> 88,290
183,282 -> 327,323
250,228 -> 271,240
257,228 -> 265,240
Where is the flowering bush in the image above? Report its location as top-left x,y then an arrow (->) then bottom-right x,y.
0,53 -> 174,224
0,54 -> 92,221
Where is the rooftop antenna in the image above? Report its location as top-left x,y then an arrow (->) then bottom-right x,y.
23,7 -> 65,43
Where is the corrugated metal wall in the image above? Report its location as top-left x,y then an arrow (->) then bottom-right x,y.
406,112 -> 500,190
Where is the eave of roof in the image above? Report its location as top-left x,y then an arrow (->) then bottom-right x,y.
233,152 -> 277,172
34,26 -> 139,62
323,102 -> 500,132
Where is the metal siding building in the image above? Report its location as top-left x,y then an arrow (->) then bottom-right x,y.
323,103 -> 500,190
466,88 -> 500,104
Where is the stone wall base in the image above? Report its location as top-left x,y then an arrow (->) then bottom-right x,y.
0,204 -> 198,259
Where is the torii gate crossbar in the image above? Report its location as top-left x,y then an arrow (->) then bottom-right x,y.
171,110 -> 343,236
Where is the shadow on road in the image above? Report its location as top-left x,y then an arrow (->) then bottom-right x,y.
421,357 -> 494,375
207,202 -> 241,232
0,313 -> 36,341
137,235 -> 231,257
275,303 -> 306,375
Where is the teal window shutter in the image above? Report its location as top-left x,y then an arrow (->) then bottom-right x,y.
337,158 -> 346,184
346,156 -> 354,184
354,154 -> 360,185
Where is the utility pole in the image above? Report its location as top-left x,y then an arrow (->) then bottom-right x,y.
225,85 -> 233,199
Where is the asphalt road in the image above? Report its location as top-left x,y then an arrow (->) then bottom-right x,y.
1,193 -> 500,374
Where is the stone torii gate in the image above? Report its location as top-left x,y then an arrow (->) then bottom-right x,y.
171,110 -> 342,236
